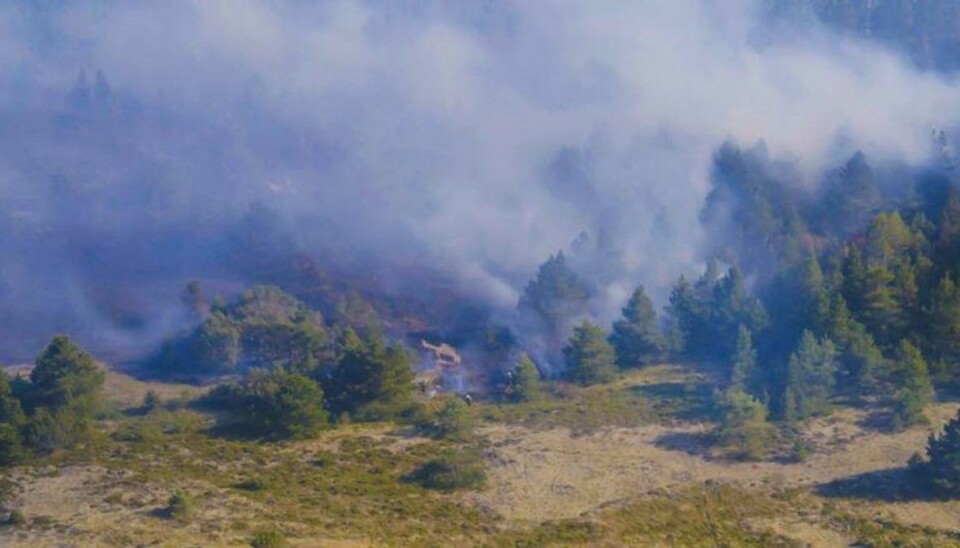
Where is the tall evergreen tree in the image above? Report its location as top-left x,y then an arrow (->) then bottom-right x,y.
0,367 -> 25,428
610,284 -> 665,368
518,251 -> 592,335
563,321 -> 616,386
0,367 -> 25,466
30,335 -> 104,415
865,211 -> 916,268
666,275 -> 702,358
923,274 -> 960,375
707,266 -> 767,362
841,246 -> 869,318
729,325 -> 758,393
816,151 -> 881,237
783,331 -> 837,421
325,329 -> 414,419
510,354 -> 542,403
891,340 -> 934,429
821,295 -> 884,396
923,409 -> 960,495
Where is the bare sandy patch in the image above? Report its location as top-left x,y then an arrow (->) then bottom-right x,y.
473,403 -> 960,523
752,517 -> 852,547
1,465 -> 266,547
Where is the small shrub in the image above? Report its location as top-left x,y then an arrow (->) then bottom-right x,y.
714,391 -> 776,461
250,529 -> 286,547
142,390 -> 162,413
788,439 -> 812,463
419,396 -> 475,441
235,477 -> 269,491
311,451 -> 336,468
166,489 -> 195,522
7,509 -> 25,527
408,449 -> 486,492
112,420 -> 163,443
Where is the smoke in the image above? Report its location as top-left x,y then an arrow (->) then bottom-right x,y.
1,0 -> 959,361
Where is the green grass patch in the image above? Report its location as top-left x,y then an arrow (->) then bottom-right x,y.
475,365 -> 714,433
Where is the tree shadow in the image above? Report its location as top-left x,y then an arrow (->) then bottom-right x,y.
855,407 -> 897,433
631,381 -> 714,421
202,420 -> 268,442
652,430 -> 715,459
816,467 -> 943,502
113,358 -> 238,387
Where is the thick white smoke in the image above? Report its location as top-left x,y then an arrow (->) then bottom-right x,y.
1,0 -> 959,360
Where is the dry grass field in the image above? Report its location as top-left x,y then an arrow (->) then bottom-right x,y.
2,365 -> 960,546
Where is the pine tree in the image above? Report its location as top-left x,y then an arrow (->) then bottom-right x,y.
518,251 -> 591,335
666,275 -> 702,358
783,331 -> 837,420
823,295 -> 883,396
707,266 -> 767,362
563,321 -> 616,386
923,274 -> 960,372
865,211 -> 915,268
729,325 -> 757,393
891,340 -> 934,429
861,265 -> 900,346
610,284 -> 665,368
0,367 -> 25,466
715,390 -> 776,460
510,354 -> 542,403
841,246 -> 869,317
30,335 -> 104,416
817,151 -> 881,236
240,367 -> 329,439
325,329 -> 414,419
924,409 -> 960,494
0,367 -> 25,427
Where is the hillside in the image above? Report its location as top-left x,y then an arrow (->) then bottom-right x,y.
1,365 -> 959,547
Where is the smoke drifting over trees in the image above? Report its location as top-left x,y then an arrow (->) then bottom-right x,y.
3,1 -> 960,362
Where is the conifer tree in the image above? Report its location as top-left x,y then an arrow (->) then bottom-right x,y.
326,329 -> 414,419
715,390 -> 776,460
822,295 -> 883,395
923,274 -> 960,372
518,252 -> 591,335
510,354 -> 542,403
0,367 -> 25,466
666,275 -> 702,358
891,340 -> 934,429
783,331 -> 837,421
610,284 -> 665,368
240,367 -> 328,439
30,335 -> 104,415
729,325 -> 757,393
563,321 -> 616,386
924,409 -> 960,495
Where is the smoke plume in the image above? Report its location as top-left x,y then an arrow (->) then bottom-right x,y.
1,1 -> 959,361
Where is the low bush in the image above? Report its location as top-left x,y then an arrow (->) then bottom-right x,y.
407,448 -> 486,492
250,529 -> 285,547
166,489 -> 195,522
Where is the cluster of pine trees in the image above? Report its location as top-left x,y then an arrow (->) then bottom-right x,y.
0,336 -> 105,464
164,285 -> 415,438
515,144 -> 960,464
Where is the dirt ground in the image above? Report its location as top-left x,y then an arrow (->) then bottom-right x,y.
472,403 -> 960,532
